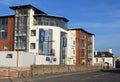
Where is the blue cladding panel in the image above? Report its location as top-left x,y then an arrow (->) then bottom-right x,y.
39,29 -> 45,43
62,37 -> 67,47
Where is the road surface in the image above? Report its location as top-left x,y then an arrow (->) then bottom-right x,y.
35,70 -> 120,82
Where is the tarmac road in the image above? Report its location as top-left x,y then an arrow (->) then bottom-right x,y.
35,69 -> 120,82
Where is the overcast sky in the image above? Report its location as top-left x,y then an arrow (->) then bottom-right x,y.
0,0 -> 120,56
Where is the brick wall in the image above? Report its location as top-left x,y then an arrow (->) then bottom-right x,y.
0,67 -> 31,79
0,16 -> 14,51
76,30 -> 89,65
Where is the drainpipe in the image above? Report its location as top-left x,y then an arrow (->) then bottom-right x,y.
16,51 -> 19,68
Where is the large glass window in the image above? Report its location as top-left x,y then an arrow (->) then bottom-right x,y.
16,9 -> 28,15
14,9 -> 28,51
39,29 -> 54,56
0,18 -> 8,40
60,32 -> 67,64
0,18 -> 8,25
14,36 -> 27,50
33,16 -> 67,29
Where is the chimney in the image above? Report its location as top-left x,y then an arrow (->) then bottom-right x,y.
95,51 -> 97,55
109,48 -> 112,54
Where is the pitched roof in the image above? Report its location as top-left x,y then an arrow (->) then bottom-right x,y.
94,52 -> 113,57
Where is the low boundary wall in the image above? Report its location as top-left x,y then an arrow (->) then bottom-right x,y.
0,67 -> 31,79
31,65 -> 102,76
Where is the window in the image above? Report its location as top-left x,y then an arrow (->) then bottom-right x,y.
62,37 -> 67,47
17,9 -> 28,15
6,54 -> 13,58
0,18 -> 8,25
101,54 -> 105,57
39,29 -> 53,55
96,58 -> 98,62
73,41 -> 75,45
53,58 -> 56,62
103,58 -> 105,62
0,18 -> 8,40
73,50 -> 75,54
0,31 -> 7,39
81,33 -> 86,39
46,57 -> 50,61
31,30 -> 36,36
14,35 -> 27,50
33,16 -> 67,29
2,31 -> 7,39
4,44 -> 9,50
30,43 -> 36,49
14,9 -> 28,51
81,50 -> 85,58
81,41 -> 85,49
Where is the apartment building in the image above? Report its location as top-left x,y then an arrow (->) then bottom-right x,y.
0,15 -> 14,51
9,4 -> 68,65
0,4 -> 94,65
67,28 -> 94,66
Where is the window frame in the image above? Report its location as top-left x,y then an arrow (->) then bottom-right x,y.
6,54 -> 13,58
30,43 -> 36,49
31,30 -> 36,36
81,41 -> 85,49
4,44 -> 9,50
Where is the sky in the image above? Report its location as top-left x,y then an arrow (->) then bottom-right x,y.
0,0 -> 120,56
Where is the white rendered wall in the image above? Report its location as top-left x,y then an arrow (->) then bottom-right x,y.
105,58 -> 114,66
93,57 -> 114,66
67,30 -> 76,65
28,8 -> 36,53
19,52 -> 35,67
36,55 -> 58,65
29,26 -> 67,65
0,51 -> 35,67
0,51 -> 17,67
